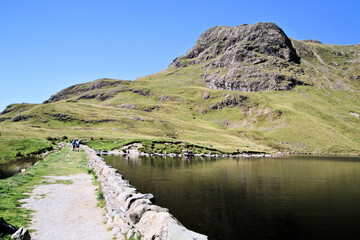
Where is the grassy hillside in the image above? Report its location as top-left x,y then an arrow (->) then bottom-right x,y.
0,41 -> 359,155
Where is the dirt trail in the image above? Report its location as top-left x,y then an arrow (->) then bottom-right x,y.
21,173 -> 113,240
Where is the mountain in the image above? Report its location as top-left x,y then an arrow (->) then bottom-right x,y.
1,22 -> 359,154
171,22 -> 305,91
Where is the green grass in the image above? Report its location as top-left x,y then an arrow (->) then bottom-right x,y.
84,138 -> 228,154
0,138 -> 53,163
124,232 -> 142,240
0,42 -> 359,155
84,139 -> 123,151
88,169 -> 106,208
1,80 -> 359,154
0,146 -> 88,236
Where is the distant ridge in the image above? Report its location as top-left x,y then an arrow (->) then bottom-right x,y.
44,78 -> 129,103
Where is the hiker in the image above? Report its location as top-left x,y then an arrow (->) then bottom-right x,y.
125,149 -> 130,161
75,139 -> 80,151
72,139 -> 76,151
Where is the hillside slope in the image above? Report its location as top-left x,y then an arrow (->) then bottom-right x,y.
1,22 -> 359,154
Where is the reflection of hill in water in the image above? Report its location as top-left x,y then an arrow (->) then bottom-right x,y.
104,155 -> 360,240
116,155 -> 220,168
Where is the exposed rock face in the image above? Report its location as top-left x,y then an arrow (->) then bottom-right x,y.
11,109 -> 31,122
44,113 -> 76,122
44,78 -> 127,103
118,104 -> 137,109
11,115 -> 30,122
76,89 -> 125,101
210,94 -> 248,110
157,95 -> 183,102
0,117 -> 10,122
0,105 -> 17,115
171,22 -> 307,91
301,39 -> 322,44
131,88 -> 150,96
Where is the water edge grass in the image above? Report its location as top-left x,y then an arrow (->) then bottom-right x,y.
0,138 -> 53,164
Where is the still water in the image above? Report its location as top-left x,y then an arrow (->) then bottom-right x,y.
0,156 -> 41,179
104,155 -> 360,240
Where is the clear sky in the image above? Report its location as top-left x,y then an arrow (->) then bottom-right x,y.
1,0 -> 359,112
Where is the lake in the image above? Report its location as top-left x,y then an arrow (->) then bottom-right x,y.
104,155 -> 360,240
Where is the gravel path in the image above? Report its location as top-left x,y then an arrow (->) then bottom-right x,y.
21,173 -> 113,240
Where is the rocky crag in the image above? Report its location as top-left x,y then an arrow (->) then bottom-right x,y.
44,78 -> 129,103
171,22 -> 308,91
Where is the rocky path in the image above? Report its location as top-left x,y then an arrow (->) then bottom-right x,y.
21,173 -> 113,240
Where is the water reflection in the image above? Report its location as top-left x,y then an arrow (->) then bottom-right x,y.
104,155 -> 360,240
0,156 -> 41,179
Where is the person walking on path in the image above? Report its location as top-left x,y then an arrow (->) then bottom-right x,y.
72,139 -> 76,151
75,139 -> 80,152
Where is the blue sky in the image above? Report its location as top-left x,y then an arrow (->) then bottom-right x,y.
1,0 -> 359,112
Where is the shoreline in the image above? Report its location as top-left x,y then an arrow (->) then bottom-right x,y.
83,145 -> 208,239
1,143 -> 359,239
97,149 -> 281,158
95,149 -> 360,158
0,145 -> 63,179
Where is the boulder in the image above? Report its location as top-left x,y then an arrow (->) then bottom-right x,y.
0,217 -> 18,235
166,221 -> 208,240
11,226 -> 30,240
202,92 -> 210,99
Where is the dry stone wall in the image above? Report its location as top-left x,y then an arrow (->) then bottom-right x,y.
82,145 -> 207,240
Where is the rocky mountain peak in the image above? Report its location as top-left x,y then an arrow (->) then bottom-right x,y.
174,22 -> 299,65
171,22 -> 306,92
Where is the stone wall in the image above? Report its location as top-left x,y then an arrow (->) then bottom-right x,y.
82,145 -> 207,240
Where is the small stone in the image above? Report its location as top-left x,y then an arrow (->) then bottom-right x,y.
112,226 -> 120,235
203,92 -> 210,99
113,214 -> 125,227
11,226 -> 30,240
199,109 -> 207,114
126,231 -> 135,239
106,217 -> 113,226
117,233 -> 126,240
116,233 -> 125,240
120,223 -> 131,234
